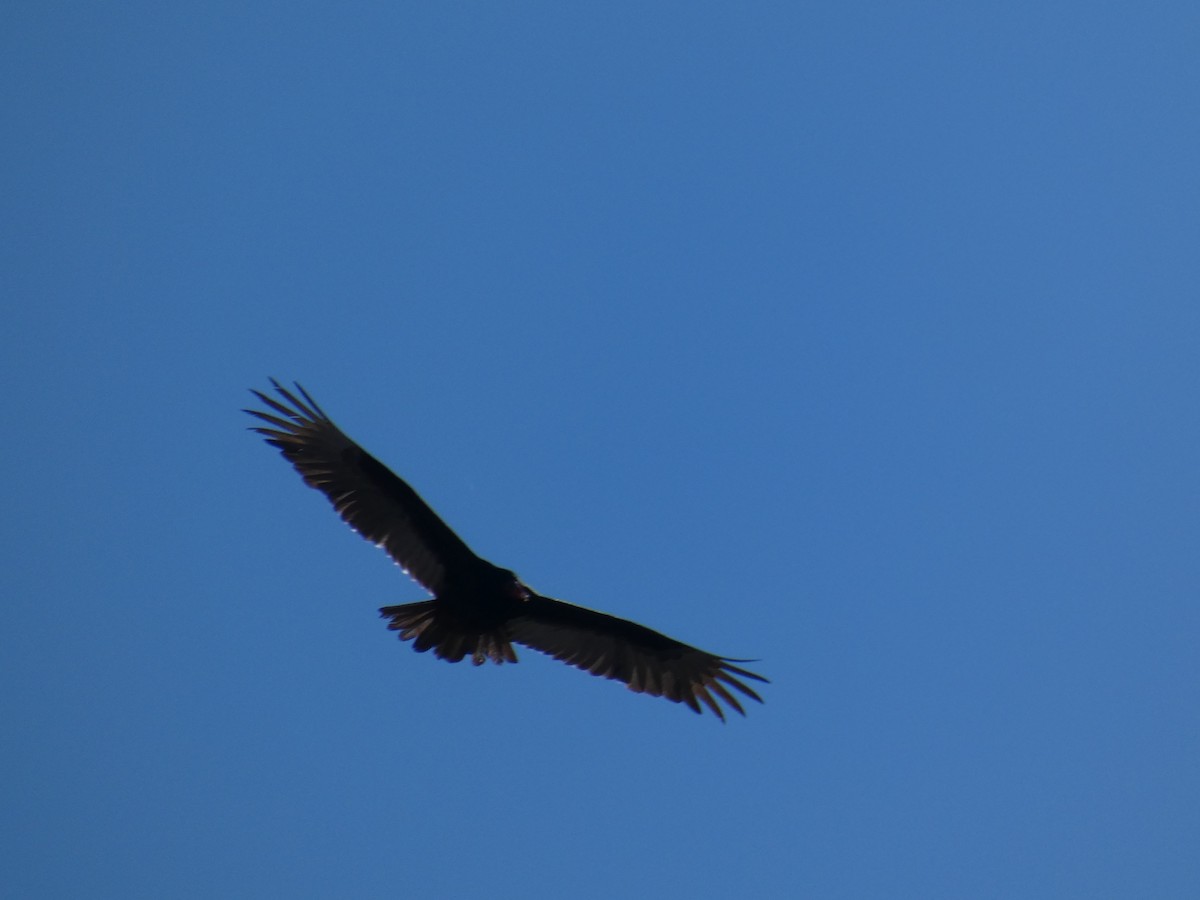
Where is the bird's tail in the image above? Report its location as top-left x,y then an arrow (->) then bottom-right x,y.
379,601 -> 518,666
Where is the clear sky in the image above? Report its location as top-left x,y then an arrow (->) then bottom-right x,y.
4,3 -> 1198,898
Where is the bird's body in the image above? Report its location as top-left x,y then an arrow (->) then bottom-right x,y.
246,380 -> 766,719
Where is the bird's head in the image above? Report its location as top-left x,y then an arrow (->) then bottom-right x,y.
501,570 -> 533,602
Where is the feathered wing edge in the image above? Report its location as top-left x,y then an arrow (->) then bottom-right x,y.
244,379 -> 480,595
506,596 -> 768,721
378,596 -> 767,720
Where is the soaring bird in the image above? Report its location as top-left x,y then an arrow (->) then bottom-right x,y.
246,380 -> 766,719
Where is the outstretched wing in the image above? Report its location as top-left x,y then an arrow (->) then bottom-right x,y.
245,379 -> 479,594
508,595 -> 768,721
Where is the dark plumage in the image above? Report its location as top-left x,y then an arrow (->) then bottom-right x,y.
245,380 -> 767,719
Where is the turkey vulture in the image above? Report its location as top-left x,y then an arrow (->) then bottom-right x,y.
245,380 -> 767,719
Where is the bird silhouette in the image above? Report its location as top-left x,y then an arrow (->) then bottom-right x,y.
246,380 -> 766,719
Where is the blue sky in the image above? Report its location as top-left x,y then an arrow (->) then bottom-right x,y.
4,3 -> 1198,897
